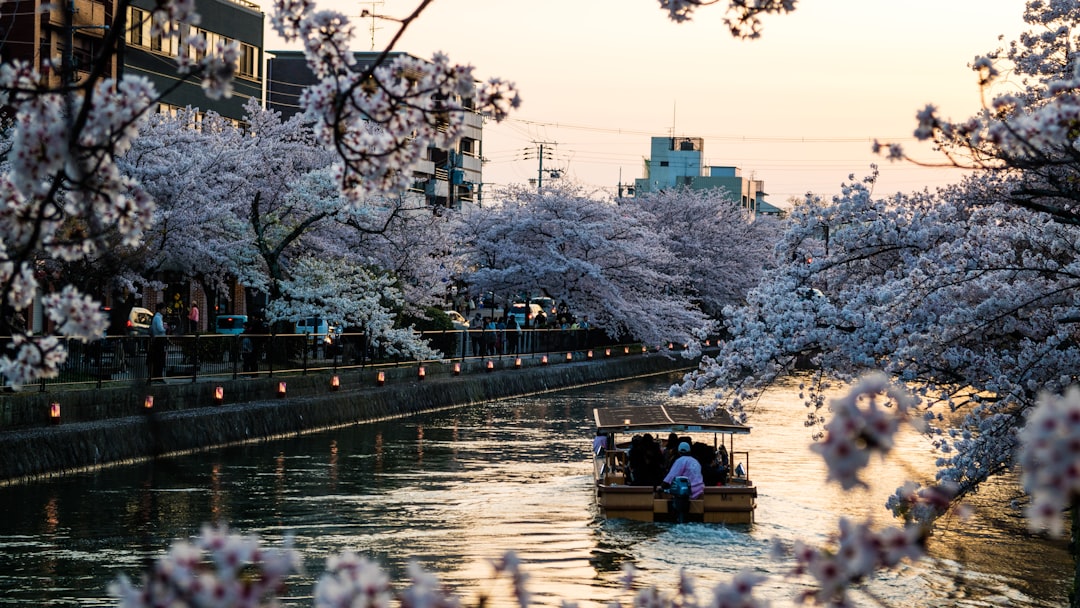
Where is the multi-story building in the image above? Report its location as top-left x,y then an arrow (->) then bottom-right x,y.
633,136 -> 780,215
266,49 -> 483,209
0,0 -> 118,87
0,0 -> 263,123
122,0 -> 263,122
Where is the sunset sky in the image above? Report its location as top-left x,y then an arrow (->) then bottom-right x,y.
263,0 -> 1029,205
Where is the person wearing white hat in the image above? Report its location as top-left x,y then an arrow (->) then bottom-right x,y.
661,441 -> 704,499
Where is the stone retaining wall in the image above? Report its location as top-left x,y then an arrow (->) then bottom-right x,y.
0,353 -> 696,483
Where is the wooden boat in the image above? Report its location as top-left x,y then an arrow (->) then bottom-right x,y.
593,403 -> 757,524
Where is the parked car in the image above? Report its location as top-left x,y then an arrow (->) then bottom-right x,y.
507,302 -> 542,327
127,307 -> 153,336
444,310 -> 470,330
530,297 -> 557,318
215,314 -> 248,335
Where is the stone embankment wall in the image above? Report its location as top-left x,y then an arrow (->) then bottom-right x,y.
0,354 -> 697,484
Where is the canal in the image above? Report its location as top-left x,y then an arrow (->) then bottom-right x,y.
0,374 -> 1070,606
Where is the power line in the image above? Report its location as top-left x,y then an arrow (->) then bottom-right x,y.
498,117 -> 918,144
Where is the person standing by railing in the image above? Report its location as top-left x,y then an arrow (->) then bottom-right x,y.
506,314 -> 520,354
148,303 -> 167,383
187,304 -> 199,335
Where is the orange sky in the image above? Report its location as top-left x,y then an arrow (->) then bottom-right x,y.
262,0 -> 1029,205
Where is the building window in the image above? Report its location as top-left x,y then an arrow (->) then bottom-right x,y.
150,26 -> 177,55
659,161 -> 669,167
237,42 -> 258,79
126,6 -> 149,48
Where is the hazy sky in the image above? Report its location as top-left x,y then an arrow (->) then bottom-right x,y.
262,0 -> 1029,204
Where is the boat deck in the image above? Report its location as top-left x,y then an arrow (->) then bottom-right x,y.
592,403 -> 757,524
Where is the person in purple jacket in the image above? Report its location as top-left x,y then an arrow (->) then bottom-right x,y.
662,442 -> 705,499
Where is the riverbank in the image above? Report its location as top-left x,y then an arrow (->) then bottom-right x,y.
0,352 -> 697,484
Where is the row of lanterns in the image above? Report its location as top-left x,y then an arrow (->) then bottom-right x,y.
47,345 -> 656,424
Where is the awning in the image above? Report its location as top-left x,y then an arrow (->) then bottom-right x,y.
593,404 -> 750,435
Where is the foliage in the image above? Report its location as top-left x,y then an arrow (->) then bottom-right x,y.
622,187 -> 782,319
454,183 -> 732,349
10,0 -> 1080,603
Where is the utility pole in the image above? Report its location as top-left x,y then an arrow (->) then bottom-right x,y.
525,141 -> 555,190
64,0 -> 109,85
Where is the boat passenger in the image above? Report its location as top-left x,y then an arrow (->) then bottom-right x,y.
630,433 -> 664,486
661,442 -> 704,499
593,431 -> 608,455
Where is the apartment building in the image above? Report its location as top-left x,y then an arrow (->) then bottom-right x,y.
0,0 -> 118,86
266,50 -> 484,209
122,0 -> 263,122
0,0 -> 263,122
633,136 -> 780,216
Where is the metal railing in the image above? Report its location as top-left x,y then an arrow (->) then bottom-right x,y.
12,327 -> 660,392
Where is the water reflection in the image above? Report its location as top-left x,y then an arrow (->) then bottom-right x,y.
0,375 -> 1070,607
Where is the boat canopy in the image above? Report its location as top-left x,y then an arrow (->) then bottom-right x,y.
593,404 -> 750,435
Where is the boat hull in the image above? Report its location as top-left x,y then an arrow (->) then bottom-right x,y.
596,483 -> 756,524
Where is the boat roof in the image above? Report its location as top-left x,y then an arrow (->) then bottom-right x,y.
593,404 -> 750,435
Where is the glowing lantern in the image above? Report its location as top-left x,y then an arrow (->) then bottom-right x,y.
453,362 -> 461,376
277,381 -> 287,397
417,366 -> 426,380
330,375 -> 340,391
376,371 -> 386,386
49,402 -> 60,425
144,395 -> 154,410
214,386 -> 224,406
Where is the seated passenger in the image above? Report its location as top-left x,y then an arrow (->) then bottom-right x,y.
661,442 -> 705,499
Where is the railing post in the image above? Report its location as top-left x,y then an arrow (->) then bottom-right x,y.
302,331 -> 309,375
268,332 -> 274,378
192,334 -> 199,383
232,334 -> 239,380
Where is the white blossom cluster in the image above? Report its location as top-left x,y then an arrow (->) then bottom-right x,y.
810,373 -> 920,490
658,0 -> 798,39
165,531 -> 768,608
0,0 -> 254,386
269,0 -> 519,204
1018,386 -> 1080,537
782,517 -> 924,607
0,65 -> 158,385
453,183 -> 757,349
109,525 -> 303,608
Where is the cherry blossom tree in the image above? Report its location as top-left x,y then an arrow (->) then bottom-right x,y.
114,108 -> 254,317
337,193 -> 461,314
120,105 -> 444,357
2,0 -> 1002,604
0,0 -> 241,385
455,183 -> 716,348
622,187 -> 782,319
661,2 -> 1080,602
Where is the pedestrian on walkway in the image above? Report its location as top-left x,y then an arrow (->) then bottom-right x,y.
148,303 -> 167,383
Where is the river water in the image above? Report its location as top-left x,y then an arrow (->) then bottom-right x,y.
0,374 -> 1071,607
